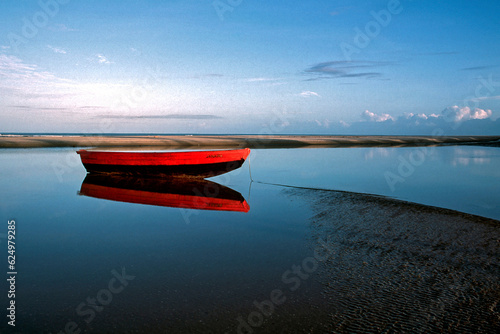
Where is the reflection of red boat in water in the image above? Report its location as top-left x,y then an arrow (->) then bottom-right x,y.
76,148 -> 250,178
79,174 -> 250,212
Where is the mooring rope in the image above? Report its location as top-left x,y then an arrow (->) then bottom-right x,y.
246,152 -> 333,193
248,151 -> 254,182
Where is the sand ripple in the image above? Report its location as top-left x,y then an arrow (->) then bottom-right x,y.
294,189 -> 499,333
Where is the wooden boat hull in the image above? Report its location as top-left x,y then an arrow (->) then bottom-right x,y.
79,174 -> 250,212
76,148 -> 250,178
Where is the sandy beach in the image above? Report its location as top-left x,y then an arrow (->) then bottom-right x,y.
0,134 -> 499,149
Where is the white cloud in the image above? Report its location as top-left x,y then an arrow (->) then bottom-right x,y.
1,45 -> 10,50
470,108 -> 492,119
315,119 -> 331,128
361,107 -> 493,125
246,77 -> 274,82
0,55 -> 135,109
401,112 -> 441,125
442,106 -> 492,122
339,120 -> 350,127
471,95 -> 500,102
404,113 -> 434,120
0,54 -> 51,79
401,107 -> 493,124
47,45 -> 67,54
299,90 -> 321,98
244,77 -> 285,84
362,110 -> 394,122
96,54 -> 112,64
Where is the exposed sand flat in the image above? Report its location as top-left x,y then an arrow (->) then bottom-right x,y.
289,187 -> 500,333
0,134 -> 499,149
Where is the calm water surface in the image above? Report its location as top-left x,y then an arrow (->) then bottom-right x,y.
0,146 -> 498,333
247,146 -> 500,220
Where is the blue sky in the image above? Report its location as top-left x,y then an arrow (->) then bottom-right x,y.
0,0 -> 499,134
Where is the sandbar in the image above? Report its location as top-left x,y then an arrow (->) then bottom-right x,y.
0,134 -> 499,149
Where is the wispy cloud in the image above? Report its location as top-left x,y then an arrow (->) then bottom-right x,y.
78,106 -> 107,110
191,73 -> 224,79
0,55 -> 136,109
304,60 -> 389,81
242,77 -> 287,86
0,45 -> 10,50
414,51 -> 459,56
11,105 -> 69,111
470,95 -> 500,102
244,77 -> 279,82
299,91 -> 321,98
96,54 -> 112,64
47,45 -> 67,54
102,114 -> 222,120
9,105 -> 34,110
12,92 -> 77,99
203,73 -> 224,78
315,119 -> 331,128
341,72 -> 381,78
0,54 -> 56,80
460,65 -> 497,71
339,120 -> 350,127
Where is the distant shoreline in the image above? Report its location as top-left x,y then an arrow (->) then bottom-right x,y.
0,134 -> 499,149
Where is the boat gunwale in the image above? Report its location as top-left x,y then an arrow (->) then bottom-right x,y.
76,148 -> 250,166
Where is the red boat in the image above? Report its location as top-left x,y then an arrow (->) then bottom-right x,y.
76,148 -> 250,178
79,174 -> 250,212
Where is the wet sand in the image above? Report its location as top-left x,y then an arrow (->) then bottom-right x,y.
0,134 -> 499,149
157,188 -> 498,334
289,188 -> 500,333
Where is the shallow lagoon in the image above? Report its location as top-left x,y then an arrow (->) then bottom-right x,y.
246,145 -> 500,220
0,146 -> 498,333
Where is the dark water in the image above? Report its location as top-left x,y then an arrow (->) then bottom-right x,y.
0,146 -> 498,333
